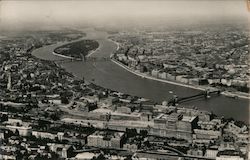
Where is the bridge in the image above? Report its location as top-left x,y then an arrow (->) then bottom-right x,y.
168,89 -> 221,106
54,57 -> 110,63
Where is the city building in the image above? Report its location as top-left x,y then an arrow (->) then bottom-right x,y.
47,143 -> 74,159
132,152 -> 183,160
87,131 -> 125,148
216,150 -> 244,160
75,152 -> 101,160
150,113 -> 198,142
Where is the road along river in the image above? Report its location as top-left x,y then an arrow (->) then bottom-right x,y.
32,29 -> 249,124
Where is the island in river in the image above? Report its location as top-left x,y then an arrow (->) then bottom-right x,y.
31,29 -> 249,124
54,39 -> 99,60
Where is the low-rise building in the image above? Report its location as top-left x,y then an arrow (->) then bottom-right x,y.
187,148 -> 204,157
47,143 -> 74,159
225,122 -> 248,135
205,148 -> 219,159
216,150 -> 244,160
123,143 -> 140,151
151,69 -> 159,77
75,152 -> 101,160
116,106 -> 132,114
132,152 -> 183,160
193,129 -> 221,140
87,131 -> 125,148
0,151 -> 16,160
123,138 -> 141,151
32,131 -> 57,140
6,125 -> 32,137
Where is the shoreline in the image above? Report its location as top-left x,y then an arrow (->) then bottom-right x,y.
52,51 -> 75,59
86,41 -> 102,58
110,58 -> 250,100
108,38 -> 120,51
111,58 -> 205,91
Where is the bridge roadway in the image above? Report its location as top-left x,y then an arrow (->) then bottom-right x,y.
168,89 -> 221,105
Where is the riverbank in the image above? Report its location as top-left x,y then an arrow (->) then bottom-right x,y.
86,40 -> 102,58
52,51 -> 75,59
111,59 -> 205,91
111,58 -> 250,100
108,38 -> 120,51
31,29 -> 249,123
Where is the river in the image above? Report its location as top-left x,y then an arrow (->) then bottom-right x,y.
32,29 -> 249,124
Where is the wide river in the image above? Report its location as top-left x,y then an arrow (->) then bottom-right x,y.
32,29 -> 249,124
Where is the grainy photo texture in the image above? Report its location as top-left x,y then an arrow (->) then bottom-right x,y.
0,0 -> 249,159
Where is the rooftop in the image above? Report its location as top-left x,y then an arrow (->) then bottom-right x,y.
90,131 -> 124,140
75,152 -> 100,159
217,150 -> 243,157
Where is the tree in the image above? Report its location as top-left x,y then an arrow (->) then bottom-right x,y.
142,66 -> 148,73
140,130 -> 148,137
126,128 -> 137,138
50,113 -> 60,121
0,114 -> 8,122
15,129 -> 19,136
61,95 -> 69,104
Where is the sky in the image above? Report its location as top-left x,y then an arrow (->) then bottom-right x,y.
0,0 -> 249,30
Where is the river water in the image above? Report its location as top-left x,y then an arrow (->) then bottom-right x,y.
32,30 -> 249,124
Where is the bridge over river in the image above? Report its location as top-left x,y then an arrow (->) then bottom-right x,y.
54,57 -> 110,63
168,89 -> 221,106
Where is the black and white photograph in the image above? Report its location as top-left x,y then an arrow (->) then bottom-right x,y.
0,0 -> 249,159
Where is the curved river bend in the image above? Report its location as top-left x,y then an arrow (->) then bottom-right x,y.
32,30 -> 249,124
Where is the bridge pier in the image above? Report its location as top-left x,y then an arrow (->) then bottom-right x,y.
204,90 -> 209,99
82,55 -> 86,62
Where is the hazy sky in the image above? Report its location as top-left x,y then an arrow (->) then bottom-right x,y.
0,0 -> 249,30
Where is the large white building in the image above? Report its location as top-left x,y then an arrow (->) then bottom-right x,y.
4,119 -> 32,136
87,131 -> 125,148
150,113 -> 198,142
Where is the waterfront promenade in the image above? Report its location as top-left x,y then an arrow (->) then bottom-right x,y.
111,58 -> 250,100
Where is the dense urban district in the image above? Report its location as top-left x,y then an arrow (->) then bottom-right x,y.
110,27 -> 250,97
0,29 -> 249,160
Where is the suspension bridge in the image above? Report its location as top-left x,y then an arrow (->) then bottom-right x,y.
168,89 -> 221,106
